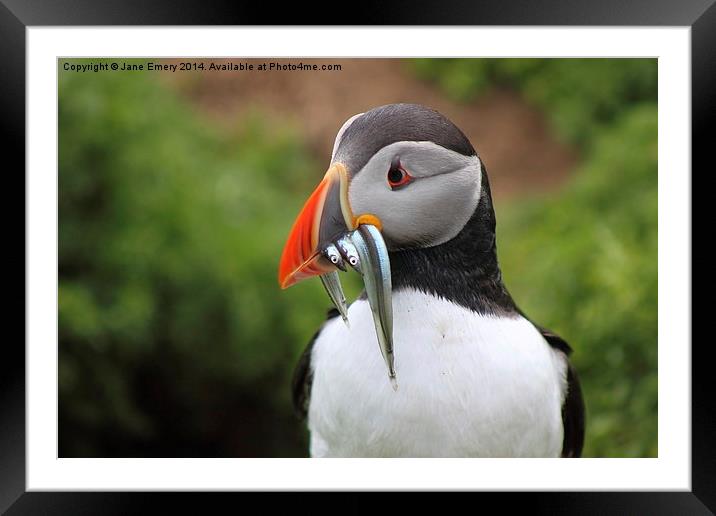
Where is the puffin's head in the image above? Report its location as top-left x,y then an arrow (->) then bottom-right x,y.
278,103 -> 483,289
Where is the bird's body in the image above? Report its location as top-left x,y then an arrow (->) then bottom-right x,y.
281,103 -> 584,458
306,289 -> 568,457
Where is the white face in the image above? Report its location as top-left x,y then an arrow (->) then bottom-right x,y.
341,140 -> 483,250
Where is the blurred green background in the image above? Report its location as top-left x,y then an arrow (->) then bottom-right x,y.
58,58 -> 657,457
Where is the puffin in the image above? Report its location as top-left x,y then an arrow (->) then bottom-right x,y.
278,103 -> 585,458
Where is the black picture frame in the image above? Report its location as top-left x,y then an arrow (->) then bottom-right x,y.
4,1 -> 709,513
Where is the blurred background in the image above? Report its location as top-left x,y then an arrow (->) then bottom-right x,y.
58,58 -> 657,458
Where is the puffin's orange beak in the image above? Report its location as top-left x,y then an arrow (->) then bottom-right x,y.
278,163 -> 355,289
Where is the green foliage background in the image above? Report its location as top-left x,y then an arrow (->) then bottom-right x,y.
59,58 -> 657,457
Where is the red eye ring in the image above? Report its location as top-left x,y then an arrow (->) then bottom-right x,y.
387,162 -> 413,190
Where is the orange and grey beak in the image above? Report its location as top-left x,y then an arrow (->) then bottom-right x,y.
278,163 -> 355,289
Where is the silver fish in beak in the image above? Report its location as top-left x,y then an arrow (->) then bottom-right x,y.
348,225 -> 397,389
278,163 -> 397,387
319,244 -> 349,324
319,271 -> 349,325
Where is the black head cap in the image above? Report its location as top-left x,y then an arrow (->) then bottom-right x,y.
333,103 -> 477,174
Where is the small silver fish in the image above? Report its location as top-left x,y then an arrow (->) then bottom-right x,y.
349,225 -> 397,389
322,243 -> 346,271
336,234 -> 361,274
319,271 -> 349,325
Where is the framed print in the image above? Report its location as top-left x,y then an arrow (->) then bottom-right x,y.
4,0 -> 710,513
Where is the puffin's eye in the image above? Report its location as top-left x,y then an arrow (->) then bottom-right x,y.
387,158 -> 413,190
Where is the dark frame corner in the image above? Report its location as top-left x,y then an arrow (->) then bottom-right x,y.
5,0 -> 710,513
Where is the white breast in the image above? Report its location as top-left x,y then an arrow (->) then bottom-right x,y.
307,288 -> 568,457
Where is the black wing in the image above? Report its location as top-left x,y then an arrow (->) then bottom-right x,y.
561,358 -> 585,458
535,325 -> 586,458
291,308 -> 340,421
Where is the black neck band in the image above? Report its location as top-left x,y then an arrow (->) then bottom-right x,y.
389,169 -> 518,316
